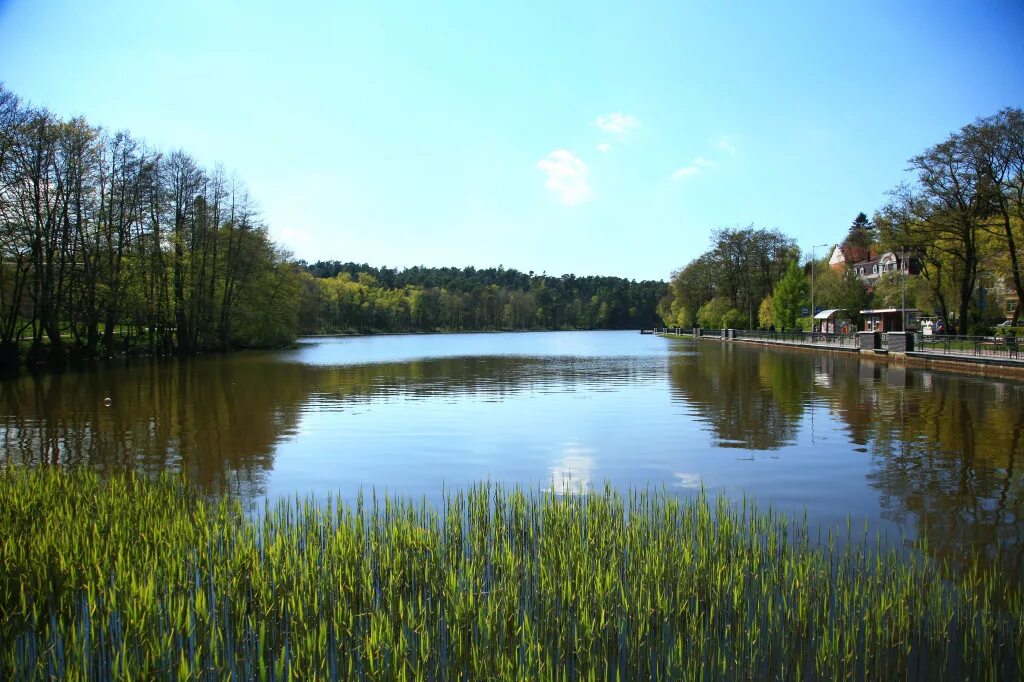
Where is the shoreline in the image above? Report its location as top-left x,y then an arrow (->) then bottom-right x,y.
658,331 -> 1024,380
298,327 -> 636,339
0,328 -> 648,380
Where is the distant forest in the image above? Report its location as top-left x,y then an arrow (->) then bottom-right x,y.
297,262 -> 667,334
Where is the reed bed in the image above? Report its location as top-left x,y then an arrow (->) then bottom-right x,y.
0,469 -> 1020,680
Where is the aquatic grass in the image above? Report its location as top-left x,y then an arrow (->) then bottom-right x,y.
0,469 -> 1020,680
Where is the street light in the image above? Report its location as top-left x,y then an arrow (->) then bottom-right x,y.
810,243 -> 828,333
900,246 -> 907,332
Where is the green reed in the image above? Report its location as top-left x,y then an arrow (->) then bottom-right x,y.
0,468 -> 1020,680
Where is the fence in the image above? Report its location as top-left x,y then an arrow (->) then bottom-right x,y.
916,333 -> 1020,360
674,328 -> 1021,362
733,330 -> 859,348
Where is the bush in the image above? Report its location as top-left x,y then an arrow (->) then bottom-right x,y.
696,297 -> 733,329
720,308 -> 747,330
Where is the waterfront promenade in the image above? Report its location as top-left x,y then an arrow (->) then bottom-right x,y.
656,328 -> 1024,377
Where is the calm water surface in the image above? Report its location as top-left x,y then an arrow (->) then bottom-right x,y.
2,331 -> 1022,567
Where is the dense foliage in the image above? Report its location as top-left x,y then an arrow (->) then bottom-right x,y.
878,107 -> 1024,333
298,262 -> 666,333
0,85 -> 304,371
1,469 -> 1020,679
659,227 -> 799,330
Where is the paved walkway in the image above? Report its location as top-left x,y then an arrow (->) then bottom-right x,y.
658,332 -> 1024,369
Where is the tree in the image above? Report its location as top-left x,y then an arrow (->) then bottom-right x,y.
0,83 -> 304,369
872,271 -> 912,309
845,212 -> 876,249
720,308 -> 746,330
758,296 -> 774,328
960,107 -> 1024,324
813,265 -> 870,324
771,262 -> 808,331
664,227 -> 797,329
878,114 -> 1008,334
696,297 -> 732,329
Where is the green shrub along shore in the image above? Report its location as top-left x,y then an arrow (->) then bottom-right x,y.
0,470 -> 1020,680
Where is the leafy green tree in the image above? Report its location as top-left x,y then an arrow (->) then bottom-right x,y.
771,262 -> 808,331
814,266 -> 870,324
758,296 -> 774,328
961,107 -> 1024,325
0,83 -> 303,369
877,112 -> 1015,334
663,228 -> 797,330
697,297 -> 732,329
720,308 -> 747,330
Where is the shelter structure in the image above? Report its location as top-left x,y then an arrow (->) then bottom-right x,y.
860,308 -> 920,332
812,308 -> 848,333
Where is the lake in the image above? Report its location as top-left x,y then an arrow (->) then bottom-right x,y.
1,330 -> 1022,568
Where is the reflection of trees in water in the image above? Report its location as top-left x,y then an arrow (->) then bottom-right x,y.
309,355 -> 665,405
816,361 -> 1024,573
3,343 -> 1020,572
668,341 -> 1023,571
667,344 -> 814,450
0,353 -> 665,495
0,355 -> 314,495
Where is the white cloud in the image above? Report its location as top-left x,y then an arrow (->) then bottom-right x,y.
596,142 -> 611,153
670,155 -> 720,181
537,149 -> 594,204
674,472 -> 702,489
671,165 -> 702,180
595,113 -> 640,136
714,134 -> 737,155
548,443 -> 595,494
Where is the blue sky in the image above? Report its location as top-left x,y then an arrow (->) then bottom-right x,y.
1,0 -> 1022,281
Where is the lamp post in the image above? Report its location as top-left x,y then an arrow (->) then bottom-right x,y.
900,246 -> 907,332
810,243 -> 828,333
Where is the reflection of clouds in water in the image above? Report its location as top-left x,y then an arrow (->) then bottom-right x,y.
674,472 -> 702,489
548,443 -> 594,494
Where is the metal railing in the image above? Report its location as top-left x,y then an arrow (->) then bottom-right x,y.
733,330 -> 859,348
915,334 -> 1020,360
683,327 -> 1020,361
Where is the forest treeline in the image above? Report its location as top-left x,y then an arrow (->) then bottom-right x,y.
0,85 -> 304,371
661,107 -> 1024,334
297,262 -> 667,333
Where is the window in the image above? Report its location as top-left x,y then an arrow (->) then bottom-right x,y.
1009,299 -> 1019,313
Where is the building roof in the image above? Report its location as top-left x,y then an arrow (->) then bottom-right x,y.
851,251 -> 912,268
859,308 -> 920,314
839,244 -> 873,263
813,308 -> 845,319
